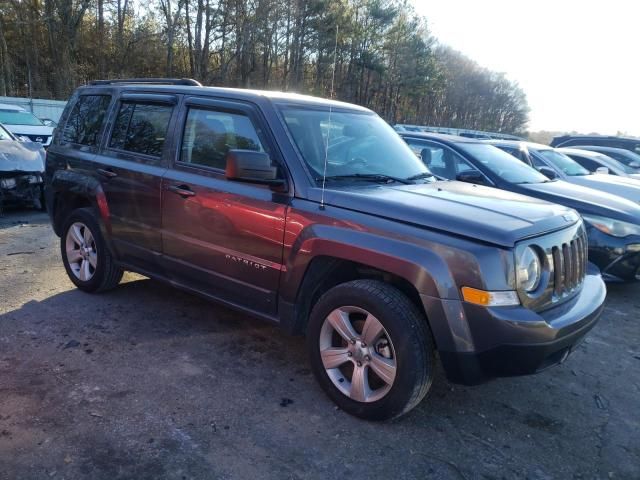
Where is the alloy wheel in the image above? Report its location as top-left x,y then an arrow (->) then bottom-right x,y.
65,222 -> 98,282
319,306 -> 397,403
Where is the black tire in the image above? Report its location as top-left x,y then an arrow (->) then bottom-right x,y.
60,207 -> 123,293
307,279 -> 436,420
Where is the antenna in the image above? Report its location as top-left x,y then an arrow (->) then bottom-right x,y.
320,24 -> 339,210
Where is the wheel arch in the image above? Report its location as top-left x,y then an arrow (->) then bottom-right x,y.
278,230 -> 457,336
49,170 -> 111,237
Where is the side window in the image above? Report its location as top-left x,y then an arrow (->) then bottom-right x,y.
61,95 -> 111,147
405,139 -> 477,180
531,155 -> 546,169
571,156 -> 598,172
180,107 -> 266,170
109,102 -> 173,157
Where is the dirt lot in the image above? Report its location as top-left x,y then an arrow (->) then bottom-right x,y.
0,210 -> 638,480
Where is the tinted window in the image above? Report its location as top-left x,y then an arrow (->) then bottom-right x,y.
456,143 -> 549,184
180,108 -> 266,170
569,155 -> 600,172
405,139 -> 478,179
61,95 -> 111,146
537,149 -> 590,176
110,103 -> 172,157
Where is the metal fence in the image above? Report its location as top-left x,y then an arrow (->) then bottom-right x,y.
0,96 -> 67,122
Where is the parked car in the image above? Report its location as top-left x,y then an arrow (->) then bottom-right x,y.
401,132 -> 640,282
0,103 -> 54,146
558,147 -> 640,179
489,140 -> 640,203
551,134 -> 640,155
571,145 -> 640,173
0,122 -> 46,211
45,79 -> 605,420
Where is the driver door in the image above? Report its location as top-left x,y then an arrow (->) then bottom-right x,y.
161,97 -> 289,315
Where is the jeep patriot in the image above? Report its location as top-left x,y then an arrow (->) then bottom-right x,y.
44,79 -> 606,420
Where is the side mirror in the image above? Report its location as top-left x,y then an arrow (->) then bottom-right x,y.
595,166 -> 609,174
456,170 -> 487,185
538,166 -> 558,179
225,150 -> 284,186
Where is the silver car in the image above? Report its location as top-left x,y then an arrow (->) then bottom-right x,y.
489,140 -> 640,203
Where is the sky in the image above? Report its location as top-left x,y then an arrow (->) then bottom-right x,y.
412,0 -> 639,135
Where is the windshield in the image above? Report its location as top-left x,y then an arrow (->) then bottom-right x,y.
605,150 -> 640,170
456,143 -> 549,184
538,149 -> 590,176
0,123 -> 13,140
0,110 -> 44,126
280,107 -> 432,183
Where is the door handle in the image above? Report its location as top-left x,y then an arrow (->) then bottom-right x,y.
167,184 -> 196,198
97,168 -> 118,179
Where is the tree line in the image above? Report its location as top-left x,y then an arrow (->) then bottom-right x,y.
0,0 -> 530,134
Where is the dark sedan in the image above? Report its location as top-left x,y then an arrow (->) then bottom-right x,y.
401,132 -> 640,282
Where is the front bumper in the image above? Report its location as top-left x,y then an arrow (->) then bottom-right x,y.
421,264 -> 606,386
586,226 -> 640,282
0,174 -> 44,207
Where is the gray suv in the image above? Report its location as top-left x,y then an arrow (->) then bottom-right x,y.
44,79 -> 606,420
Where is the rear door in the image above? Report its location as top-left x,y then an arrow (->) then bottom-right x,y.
160,97 -> 289,315
94,93 -> 179,270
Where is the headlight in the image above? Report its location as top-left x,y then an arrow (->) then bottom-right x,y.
0,177 -> 17,189
582,214 -> 640,238
26,174 -> 42,184
517,246 -> 541,293
18,135 -> 31,142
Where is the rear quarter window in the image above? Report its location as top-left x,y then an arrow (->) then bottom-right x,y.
109,103 -> 173,157
60,95 -> 112,147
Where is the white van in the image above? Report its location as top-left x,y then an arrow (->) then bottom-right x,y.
0,103 -> 54,146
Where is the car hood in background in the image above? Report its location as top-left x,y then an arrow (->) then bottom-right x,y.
0,140 -> 46,174
313,181 -> 578,248
518,180 -> 640,224
566,174 -> 640,203
2,124 -> 54,137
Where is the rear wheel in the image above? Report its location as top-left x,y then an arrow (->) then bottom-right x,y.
60,208 -> 123,292
307,279 -> 436,420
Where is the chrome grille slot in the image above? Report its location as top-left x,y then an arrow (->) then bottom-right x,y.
553,232 -> 587,297
552,246 -> 563,296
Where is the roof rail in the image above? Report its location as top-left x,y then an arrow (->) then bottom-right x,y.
88,78 -> 203,87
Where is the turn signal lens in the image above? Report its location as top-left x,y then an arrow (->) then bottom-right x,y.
461,287 -> 519,307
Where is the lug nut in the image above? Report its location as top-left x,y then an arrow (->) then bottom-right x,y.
356,361 -> 362,367
361,342 -> 367,347
364,355 -> 370,362
347,352 -> 352,357
350,339 -> 356,345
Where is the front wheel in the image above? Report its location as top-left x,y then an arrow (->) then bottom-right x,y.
307,280 -> 436,420
60,208 -> 123,292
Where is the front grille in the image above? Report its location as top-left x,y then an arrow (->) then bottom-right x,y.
551,231 -> 588,298
517,221 -> 588,312
26,134 -> 51,144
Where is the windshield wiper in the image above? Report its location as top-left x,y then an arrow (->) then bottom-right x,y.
406,172 -> 437,181
320,173 -> 414,185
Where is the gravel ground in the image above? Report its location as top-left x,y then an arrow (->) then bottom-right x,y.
0,210 -> 638,480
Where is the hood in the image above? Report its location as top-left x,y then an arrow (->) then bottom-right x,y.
566,174 -> 640,203
314,181 -> 579,248
3,124 -> 54,137
519,180 -> 640,224
0,140 -> 45,174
